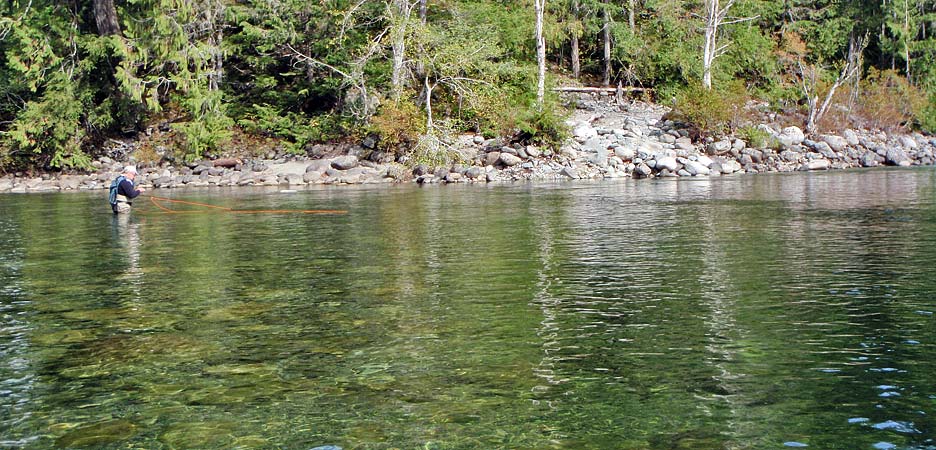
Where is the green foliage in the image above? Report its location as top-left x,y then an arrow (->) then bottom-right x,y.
4,76 -> 92,169
500,92 -> 570,148
174,112 -> 234,162
856,68 -> 928,132
632,0 -> 701,88
673,80 -> 748,136
238,104 -> 349,155
736,125 -> 773,149
723,23 -> 779,91
5,0 -> 936,172
407,120 -> 467,169
459,2 -> 535,61
0,3 -> 123,170
918,95 -> 936,134
369,101 -> 426,154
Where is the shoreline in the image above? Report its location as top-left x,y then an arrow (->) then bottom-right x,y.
2,93 -> 934,195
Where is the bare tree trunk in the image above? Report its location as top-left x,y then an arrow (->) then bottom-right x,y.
702,0 -> 755,90
702,0 -> 720,90
602,0 -> 611,86
535,0 -> 547,107
803,34 -> 867,134
628,0 -> 636,31
904,0 -> 911,82
390,0 -> 415,103
571,0 -> 581,79
414,0 -> 429,109
93,0 -> 121,36
424,76 -> 433,130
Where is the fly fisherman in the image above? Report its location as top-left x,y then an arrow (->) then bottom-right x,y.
109,166 -> 145,214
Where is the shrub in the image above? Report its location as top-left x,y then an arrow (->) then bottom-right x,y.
175,112 -> 234,163
368,101 -> 426,154
510,102 -> 570,148
237,104 -> 349,155
736,125 -> 773,149
672,80 -> 748,137
495,89 -> 570,149
918,94 -> 936,134
2,77 -> 92,170
853,69 -> 928,132
406,120 -> 468,169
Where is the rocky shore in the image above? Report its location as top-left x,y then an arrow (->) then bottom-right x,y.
1,93 -> 934,194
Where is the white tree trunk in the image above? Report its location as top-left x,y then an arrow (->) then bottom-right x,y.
571,0 -> 580,79
425,75 -> 433,131
702,0 -> 720,90
628,0 -> 635,31
535,0 -> 547,107
390,0 -> 415,103
602,0 -> 611,86
702,0 -> 749,90
904,0 -> 911,81
803,34 -> 867,133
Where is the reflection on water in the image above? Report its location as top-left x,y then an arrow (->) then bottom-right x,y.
1,169 -> 935,449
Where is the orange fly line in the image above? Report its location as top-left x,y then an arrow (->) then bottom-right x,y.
146,196 -> 347,215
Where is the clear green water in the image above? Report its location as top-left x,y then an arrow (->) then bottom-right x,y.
1,169 -> 935,449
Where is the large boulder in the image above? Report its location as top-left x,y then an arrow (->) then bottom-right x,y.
719,159 -> 743,174
778,126 -> 806,147
499,153 -> 522,167
331,155 -> 359,170
614,146 -> 636,161
780,150 -> 802,163
859,152 -> 879,167
805,159 -> 831,170
484,151 -> 501,166
885,148 -> 912,166
634,163 -> 653,178
684,160 -> 711,176
707,139 -> 732,155
560,166 -> 580,179
588,147 -> 609,168
843,129 -> 860,146
572,123 -> 598,141
820,134 -> 849,152
581,137 -> 608,154
655,156 -> 679,172
899,135 -> 919,150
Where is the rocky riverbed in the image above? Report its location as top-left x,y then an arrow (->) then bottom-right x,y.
1,92 -> 934,194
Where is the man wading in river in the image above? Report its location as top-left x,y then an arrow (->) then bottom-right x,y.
109,166 -> 145,214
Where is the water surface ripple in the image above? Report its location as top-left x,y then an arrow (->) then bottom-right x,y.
1,169 -> 935,449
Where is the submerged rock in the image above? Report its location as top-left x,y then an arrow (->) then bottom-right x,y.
55,420 -> 138,448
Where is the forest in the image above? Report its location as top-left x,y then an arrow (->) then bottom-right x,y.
1,0 -> 935,171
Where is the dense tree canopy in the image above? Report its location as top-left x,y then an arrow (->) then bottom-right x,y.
1,0 -> 934,170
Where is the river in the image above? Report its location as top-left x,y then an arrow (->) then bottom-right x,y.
1,168 -> 934,449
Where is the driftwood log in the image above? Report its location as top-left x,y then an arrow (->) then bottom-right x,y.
554,84 -> 653,105
212,158 -> 242,168
553,86 -> 651,94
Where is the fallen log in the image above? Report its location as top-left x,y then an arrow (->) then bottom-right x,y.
553,86 -> 651,93
212,158 -> 242,168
